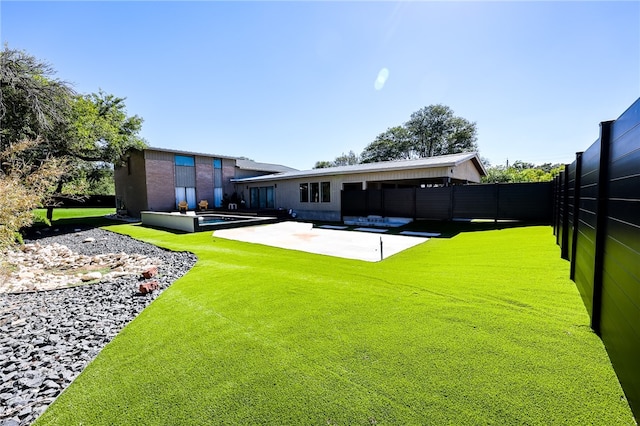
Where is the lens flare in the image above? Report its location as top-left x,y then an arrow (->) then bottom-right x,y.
374,67 -> 390,91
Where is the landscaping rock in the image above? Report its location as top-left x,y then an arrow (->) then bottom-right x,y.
139,280 -> 159,294
0,227 -> 197,426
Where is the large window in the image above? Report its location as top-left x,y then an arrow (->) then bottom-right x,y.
213,158 -> 223,208
299,183 -> 309,203
299,181 -> 330,203
250,186 -> 274,209
310,183 -> 320,203
175,187 -> 196,209
175,155 -> 196,209
321,182 -> 331,202
175,155 -> 195,167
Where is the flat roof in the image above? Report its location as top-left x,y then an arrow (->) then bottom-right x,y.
233,152 -> 486,183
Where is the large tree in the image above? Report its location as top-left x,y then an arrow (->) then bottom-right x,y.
361,104 -> 478,163
1,46 -> 146,232
313,150 -> 360,169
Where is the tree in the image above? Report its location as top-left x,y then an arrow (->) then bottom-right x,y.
313,150 -> 360,168
361,104 -> 478,163
0,46 -> 74,157
0,46 -> 73,246
42,90 -> 145,218
482,161 -> 564,183
360,126 -> 412,163
1,46 -> 146,229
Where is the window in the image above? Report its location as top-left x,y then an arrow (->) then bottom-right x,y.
300,183 -> 309,202
250,186 -> 274,208
310,183 -> 320,203
175,187 -> 196,209
175,155 -> 196,209
213,158 -> 223,207
175,155 -> 195,166
321,182 -> 330,203
299,182 -> 330,203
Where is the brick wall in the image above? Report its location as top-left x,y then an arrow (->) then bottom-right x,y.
145,157 -> 176,212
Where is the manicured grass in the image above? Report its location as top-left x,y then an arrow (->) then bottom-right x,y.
35,225 -> 634,424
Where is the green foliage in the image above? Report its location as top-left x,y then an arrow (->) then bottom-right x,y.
1,45 -> 145,222
313,150 -> 360,169
35,225 -> 634,424
67,91 -> 146,165
360,126 -> 412,163
0,140 -> 66,248
483,160 -> 565,183
361,104 -> 478,163
0,46 -> 75,151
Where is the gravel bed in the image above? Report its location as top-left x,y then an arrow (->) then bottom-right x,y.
0,227 -> 197,426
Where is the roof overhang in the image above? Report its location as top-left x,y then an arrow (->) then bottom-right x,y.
233,152 -> 486,183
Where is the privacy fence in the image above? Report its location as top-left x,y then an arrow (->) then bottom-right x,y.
48,195 -> 116,208
342,182 -> 553,222
554,97 -> 640,418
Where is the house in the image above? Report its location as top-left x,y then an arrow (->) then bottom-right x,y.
114,147 -> 295,217
233,152 -> 487,221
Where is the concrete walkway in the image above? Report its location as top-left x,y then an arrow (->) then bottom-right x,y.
213,221 -> 428,262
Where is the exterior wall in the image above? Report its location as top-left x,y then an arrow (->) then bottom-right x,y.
144,150 -> 176,213
114,150 -> 148,218
244,176 -> 341,221
240,160 -> 483,221
362,166 -> 451,186
452,161 -> 483,182
141,212 -> 196,233
222,158 -> 236,198
196,156 -> 214,207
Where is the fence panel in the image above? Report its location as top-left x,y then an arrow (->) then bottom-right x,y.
367,190 -> 384,216
566,163 -> 577,261
572,139 -> 601,318
600,101 -> 640,416
383,188 -> 414,217
497,182 -> 553,221
452,185 -> 497,219
415,187 -> 452,219
556,171 -> 567,247
341,190 -> 368,216
554,97 -> 640,419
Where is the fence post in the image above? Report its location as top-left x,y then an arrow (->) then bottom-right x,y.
569,152 -> 583,280
591,120 -> 613,335
495,183 -> 500,222
560,167 -> 570,260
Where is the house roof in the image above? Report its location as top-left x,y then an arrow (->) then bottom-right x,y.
235,159 -> 298,173
141,147 -> 295,172
233,152 -> 487,183
145,146 -> 238,160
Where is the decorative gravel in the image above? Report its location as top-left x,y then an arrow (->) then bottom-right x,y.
0,227 -> 197,426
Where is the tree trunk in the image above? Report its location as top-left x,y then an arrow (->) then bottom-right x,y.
46,180 -> 65,222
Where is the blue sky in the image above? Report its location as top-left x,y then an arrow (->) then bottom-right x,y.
2,1 -> 639,170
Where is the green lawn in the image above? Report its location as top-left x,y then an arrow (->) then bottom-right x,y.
35,224 -> 635,425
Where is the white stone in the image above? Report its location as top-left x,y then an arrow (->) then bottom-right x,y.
79,272 -> 102,282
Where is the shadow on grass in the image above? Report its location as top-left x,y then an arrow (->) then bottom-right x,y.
24,216 -> 133,241
312,219 -> 551,239
396,219 -> 551,238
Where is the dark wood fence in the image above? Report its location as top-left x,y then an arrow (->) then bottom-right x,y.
342,182 -> 553,222
554,97 -> 640,418
48,195 -> 116,208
